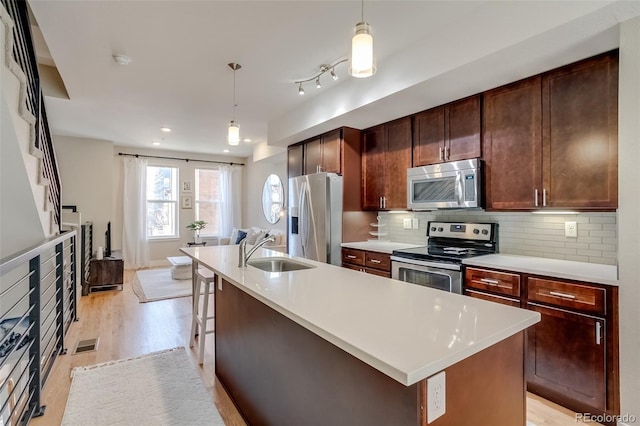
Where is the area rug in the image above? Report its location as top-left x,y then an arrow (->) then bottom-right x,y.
133,268 -> 192,303
61,347 -> 224,426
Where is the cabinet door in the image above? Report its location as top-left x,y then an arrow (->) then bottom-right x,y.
412,107 -> 444,166
304,137 -> 322,175
445,95 -> 481,161
484,77 -> 543,210
526,303 -> 606,411
287,144 -> 304,179
542,51 -> 618,209
384,117 -> 412,209
321,129 -> 342,174
362,125 -> 386,210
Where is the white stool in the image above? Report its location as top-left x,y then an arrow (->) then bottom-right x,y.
190,267 -> 215,364
167,256 -> 192,280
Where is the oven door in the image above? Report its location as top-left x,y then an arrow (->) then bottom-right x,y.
391,257 -> 462,294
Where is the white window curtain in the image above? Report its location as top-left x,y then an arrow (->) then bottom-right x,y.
219,165 -> 242,238
122,157 -> 150,269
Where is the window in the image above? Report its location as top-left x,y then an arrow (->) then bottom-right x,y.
195,168 -> 220,235
146,166 -> 178,238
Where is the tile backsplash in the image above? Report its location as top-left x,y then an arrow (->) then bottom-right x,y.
377,211 -> 617,266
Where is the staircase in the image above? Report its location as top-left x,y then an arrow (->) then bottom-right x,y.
1,1 -> 60,256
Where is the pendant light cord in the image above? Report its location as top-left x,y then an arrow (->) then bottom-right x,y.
232,67 -> 236,121
361,0 -> 364,22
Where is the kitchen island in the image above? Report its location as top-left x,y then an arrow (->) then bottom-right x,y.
181,245 -> 540,425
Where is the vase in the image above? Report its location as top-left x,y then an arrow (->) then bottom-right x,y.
194,232 -> 201,244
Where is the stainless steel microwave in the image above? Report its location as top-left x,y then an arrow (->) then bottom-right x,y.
407,159 -> 481,210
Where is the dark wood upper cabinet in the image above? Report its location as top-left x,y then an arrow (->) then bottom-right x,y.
412,95 -> 481,166
302,129 -> 342,174
542,51 -> 618,209
287,143 -> 304,179
303,137 -> 322,175
484,50 -> 618,211
484,77 -> 543,210
446,96 -> 482,161
362,118 -> 412,210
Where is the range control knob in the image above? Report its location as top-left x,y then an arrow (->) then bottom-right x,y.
437,227 -> 444,232
473,229 -> 480,234
482,229 -> 489,235
430,227 -> 436,232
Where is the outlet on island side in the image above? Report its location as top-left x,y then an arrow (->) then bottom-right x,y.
427,371 -> 446,423
403,218 -> 412,229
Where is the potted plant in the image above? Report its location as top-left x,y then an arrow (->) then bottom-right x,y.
186,220 -> 207,243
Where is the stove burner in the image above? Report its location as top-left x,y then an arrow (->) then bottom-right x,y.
442,247 -> 469,255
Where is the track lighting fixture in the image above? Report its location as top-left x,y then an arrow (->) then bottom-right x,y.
227,63 -> 241,145
294,58 -> 347,95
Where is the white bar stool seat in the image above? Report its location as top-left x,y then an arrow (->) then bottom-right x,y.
190,267 -> 215,364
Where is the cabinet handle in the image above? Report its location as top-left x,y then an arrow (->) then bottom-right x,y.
369,259 -> 381,264
383,197 -> 387,209
480,278 -> 499,285
346,255 -> 357,259
444,146 -> 449,160
534,189 -> 539,207
379,196 -> 383,209
543,189 -> 547,207
549,291 -> 576,299
439,147 -> 443,161
596,321 -> 602,345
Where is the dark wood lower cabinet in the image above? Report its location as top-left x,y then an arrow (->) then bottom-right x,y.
526,303 -> 606,412
215,278 -> 527,426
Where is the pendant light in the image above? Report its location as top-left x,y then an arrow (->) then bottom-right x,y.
227,63 -> 241,145
349,0 -> 376,78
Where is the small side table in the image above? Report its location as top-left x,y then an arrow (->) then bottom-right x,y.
187,242 -> 207,247
167,256 -> 192,280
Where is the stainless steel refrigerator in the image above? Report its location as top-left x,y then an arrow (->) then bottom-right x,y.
288,173 -> 343,265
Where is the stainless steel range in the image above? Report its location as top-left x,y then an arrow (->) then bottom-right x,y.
391,221 -> 498,294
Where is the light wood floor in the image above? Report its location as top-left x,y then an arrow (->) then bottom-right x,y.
30,269 -> 594,426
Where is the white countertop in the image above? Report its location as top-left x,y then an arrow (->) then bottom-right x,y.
462,254 -> 618,286
340,240 -> 424,254
181,245 -> 540,386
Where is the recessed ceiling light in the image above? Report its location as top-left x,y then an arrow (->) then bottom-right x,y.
243,138 -> 252,143
160,127 -> 171,132
152,141 -> 161,146
113,54 -> 131,65
223,149 -> 230,153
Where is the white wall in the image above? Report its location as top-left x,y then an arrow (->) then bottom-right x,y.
55,136 -> 114,251
113,146 -> 245,265
617,16 -> 640,424
242,152 -> 287,236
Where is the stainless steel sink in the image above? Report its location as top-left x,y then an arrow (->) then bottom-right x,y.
247,257 -> 315,272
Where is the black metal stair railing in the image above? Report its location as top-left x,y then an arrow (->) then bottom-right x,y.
2,0 -> 61,231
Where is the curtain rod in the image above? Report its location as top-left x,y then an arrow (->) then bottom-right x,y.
118,152 -> 245,166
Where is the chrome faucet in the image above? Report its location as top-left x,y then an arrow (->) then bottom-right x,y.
238,235 -> 276,267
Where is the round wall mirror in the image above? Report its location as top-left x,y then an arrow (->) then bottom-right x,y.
262,174 -> 284,224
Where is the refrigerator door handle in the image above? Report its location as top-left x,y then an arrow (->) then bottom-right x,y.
299,181 -> 308,258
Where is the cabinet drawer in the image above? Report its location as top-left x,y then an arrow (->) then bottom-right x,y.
342,248 -> 365,266
465,289 -> 521,308
365,252 -> 391,272
465,267 -> 521,297
527,277 -> 605,315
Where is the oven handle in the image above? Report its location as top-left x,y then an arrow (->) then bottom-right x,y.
390,256 -> 461,271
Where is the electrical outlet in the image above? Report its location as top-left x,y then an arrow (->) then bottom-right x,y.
565,221 -> 578,238
403,218 -> 412,229
412,218 -> 420,229
427,371 -> 446,423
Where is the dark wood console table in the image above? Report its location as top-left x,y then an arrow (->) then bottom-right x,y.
85,250 -> 123,294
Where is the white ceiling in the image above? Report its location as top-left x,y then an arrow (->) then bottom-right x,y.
27,1 -> 639,158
